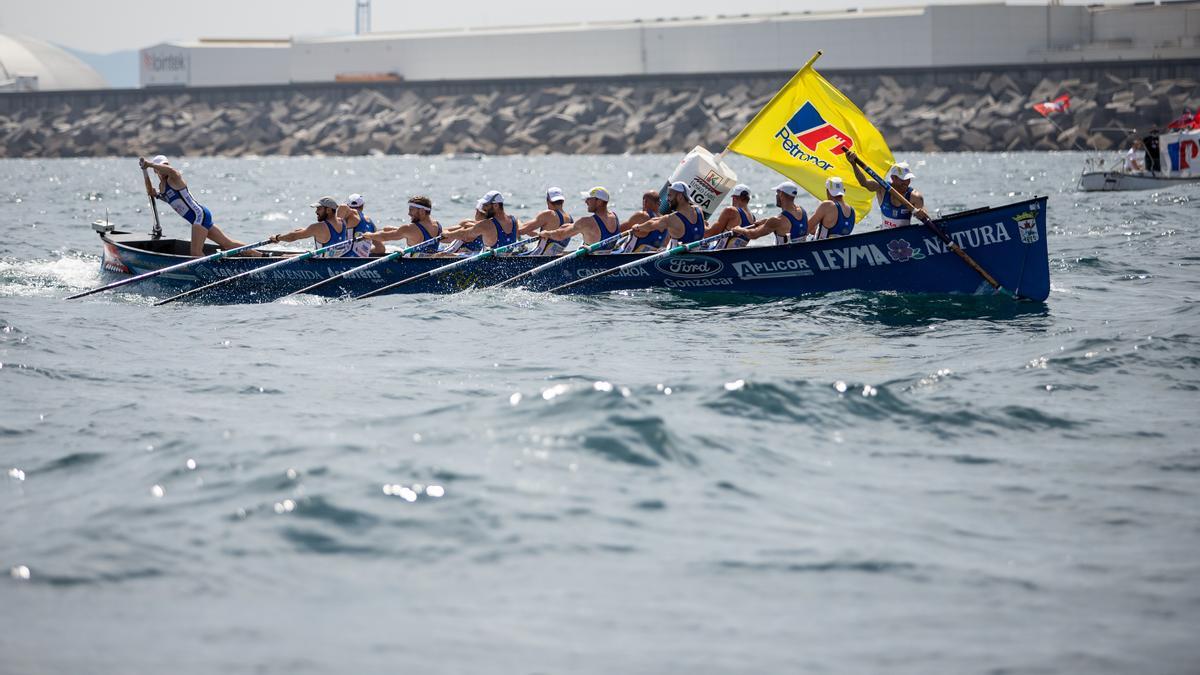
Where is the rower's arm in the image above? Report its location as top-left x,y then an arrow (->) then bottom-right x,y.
908,190 -> 928,221
364,224 -> 412,243
538,219 -> 582,240
620,211 -> 649,233
807,202 -> 834,237
704,208 -> 736,237
734,216 -> 783,241
631,214 -> 671,237
140,159 -> 182,182
441,221 -> 484,242
845,150 -> 879,191
517,212 -> 550,236
337,205 -> 360,229
272,223 -> 321,243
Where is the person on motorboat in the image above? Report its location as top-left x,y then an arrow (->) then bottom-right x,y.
616,190 -> 665,253
730,181 -> 809,245
845,149 -> 928,229
1142,128 -> 1162,174
1124,140 -> 1146,174
347,193 -> 386,256
535,186 -> 622,251
269,196 -> 363,257
805,177 -> 856,241
517,187 -> 575,256
361,195 -> 442,255
703,183 -> 756,249
140,155 -> 256,257
630,182 -> 707,246
439,190 -> 521,254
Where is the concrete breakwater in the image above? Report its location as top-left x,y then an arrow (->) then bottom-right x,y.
0,62 -> 1195,158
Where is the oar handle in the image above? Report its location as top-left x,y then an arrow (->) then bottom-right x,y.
494,232 -> 627,289
141,164 -> 163,239
849,155 -> 1011,296
283,236 -> 440,299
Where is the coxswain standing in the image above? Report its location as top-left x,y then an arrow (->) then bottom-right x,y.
140,155 -> 254,257
730,181 -> 808,245
269,196 -> 361,256
347,194 -> 386,256
518,187 -> 575,256
616,190 -> 665,253
536,186 -> 621,250
703,184 -> 756,249
362,195 -> 442,254
440,190 -> 521,253
805,177 -> 856,241
845,150 -> 928,229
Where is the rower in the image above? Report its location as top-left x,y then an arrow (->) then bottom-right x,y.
536,186 -> 621,251
630,182 -> 706,246
730,181 -> 808,245
806,177 -> 855,241
438,199 -> 488,256
617,190 -> 666,253
845,149 -> 928,228
348,193 -> 385,256
269,196 -> 362,256
518,187 -> 575,255
361,195 -> 441,254
140,155 -> 253,257
703,184 -> 755,249
440,190 -> 520,253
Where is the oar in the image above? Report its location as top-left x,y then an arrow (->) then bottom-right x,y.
280,237 -> 440,299
548,231 -> 731,294
66,238 -> 273,300
142,165 -> 163,239
355,237 -> 536,300
492,232 -> 628,288
154,237 -> 359,306
847,154 -> 1019,299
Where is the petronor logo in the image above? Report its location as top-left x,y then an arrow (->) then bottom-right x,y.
786,103 -> 854,155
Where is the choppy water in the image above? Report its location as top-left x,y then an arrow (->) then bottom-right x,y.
1,152 -> 1198,674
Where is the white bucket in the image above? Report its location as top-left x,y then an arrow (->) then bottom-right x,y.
660,146 -> 738,219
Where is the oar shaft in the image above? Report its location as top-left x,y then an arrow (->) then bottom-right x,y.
851,156 -> 1010,295
493,232 -> 627,288
154,238 -> 351,306
282,237 -> 438,298
355,237 -> 535,300
549,232 -> 730,294
142,166 -> 162,239
66,238 -> 272,300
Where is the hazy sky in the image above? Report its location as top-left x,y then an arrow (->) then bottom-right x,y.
1,0 -> 1132,54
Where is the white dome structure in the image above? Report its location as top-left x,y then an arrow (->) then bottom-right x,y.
0,34 -> 106,91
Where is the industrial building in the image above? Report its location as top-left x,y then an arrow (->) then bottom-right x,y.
0,34 -> 106,92
137,1 -> 1200,88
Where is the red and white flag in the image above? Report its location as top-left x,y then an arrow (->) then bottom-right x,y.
1032,94 -> 1071,117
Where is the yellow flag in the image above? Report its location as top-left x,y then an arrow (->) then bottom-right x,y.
727,52 -> 894,223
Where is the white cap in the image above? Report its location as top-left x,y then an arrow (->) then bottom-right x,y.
481,190 -> 504,205
887,162 -> 915,181
729,184 -> 751,199
546,187 -> 566,203
668,181 -> 690,195
773,181 -> 800,197
347,193 -> 364,209
151,154 -> 168,165
825,177 -> 846,197
583,186 -> 610,202
475,198 -> 486,212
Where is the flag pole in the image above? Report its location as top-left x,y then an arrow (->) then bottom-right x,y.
720,50 -> 824,161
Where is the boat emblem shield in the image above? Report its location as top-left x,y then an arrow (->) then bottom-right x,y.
1013,212 -> 1039,244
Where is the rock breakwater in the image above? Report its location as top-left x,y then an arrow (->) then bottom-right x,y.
0,65 -> 1194,158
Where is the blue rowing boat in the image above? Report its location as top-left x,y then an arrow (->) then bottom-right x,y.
94,196 -> 1050,303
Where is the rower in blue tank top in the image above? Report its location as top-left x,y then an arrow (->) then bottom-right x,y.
361,195 -> 443,255
141,155 -> 255,257
520,187 -> 575,256
807,177 -> 857,241
618,189 -> 666,253
440,190 -> 526,255
269,196 -> 362,257
704,184 -> 756,249
845,149 -> 929,229
534,186 -> 622,253
731,181 -> 810,246
630,182 -> 708,247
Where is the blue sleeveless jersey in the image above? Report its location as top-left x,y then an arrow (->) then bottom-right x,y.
879,188 -> 913,228
593,212 -> 620,250
354,212 -> 376,236
548,210 -> 572,248
728,207 -> 752,248
777,209 -> 808,244
492,215 -> 519,248
626,211 -> 664,252
160,184 -> 213,229
815,205 -> 855,240
414,220 -> 440,242
675,207 -> 704,244
318,218 -> 352,256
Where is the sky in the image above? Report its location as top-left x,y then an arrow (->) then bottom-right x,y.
0,0 -> 1135,54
